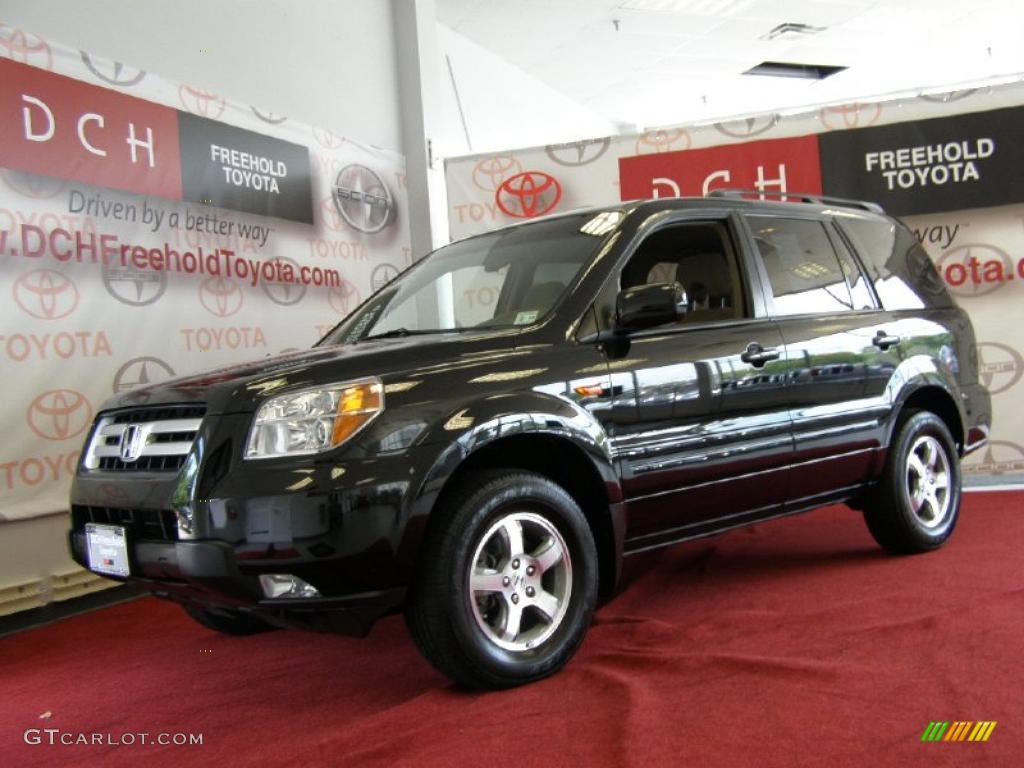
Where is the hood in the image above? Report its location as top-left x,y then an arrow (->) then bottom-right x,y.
100,330 -> 518,415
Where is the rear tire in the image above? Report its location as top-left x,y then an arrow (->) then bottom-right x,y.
182,603 -> 274,636
863,409 -> 961,554
405,471 -> 598,689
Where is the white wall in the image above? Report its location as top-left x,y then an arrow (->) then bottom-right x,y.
437,23 -> 620,158
0,0 -> 404,152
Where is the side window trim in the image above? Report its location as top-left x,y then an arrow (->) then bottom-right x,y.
828,219 -> 884,311
823,221 -> 880,311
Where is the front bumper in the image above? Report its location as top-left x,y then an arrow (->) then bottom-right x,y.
69,412 -> 441,633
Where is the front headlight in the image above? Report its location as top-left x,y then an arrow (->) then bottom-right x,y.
245,377 -> 383,459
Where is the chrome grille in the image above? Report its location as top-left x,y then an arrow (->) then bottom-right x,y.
83,405 -> 205,472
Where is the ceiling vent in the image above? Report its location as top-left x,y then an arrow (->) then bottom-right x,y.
760,22 -> 827,41
743,61 -> 847,80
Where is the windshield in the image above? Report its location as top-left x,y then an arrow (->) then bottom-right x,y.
322,212 -> 618,344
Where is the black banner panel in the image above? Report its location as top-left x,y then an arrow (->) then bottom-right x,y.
820,106 -> 1024,216
178,112 -> 314,224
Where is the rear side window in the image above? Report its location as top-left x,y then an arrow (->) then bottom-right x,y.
747,216 -> 856,316
837,217 -> 953,310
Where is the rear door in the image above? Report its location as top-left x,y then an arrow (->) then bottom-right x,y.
743,212 -> 892,507
596,212 -> 793,550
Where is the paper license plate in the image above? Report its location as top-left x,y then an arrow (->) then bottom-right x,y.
85,523 -> 130,577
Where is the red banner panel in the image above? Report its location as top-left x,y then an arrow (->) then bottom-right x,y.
618,134 -> 822,201
0,57 -> 182,200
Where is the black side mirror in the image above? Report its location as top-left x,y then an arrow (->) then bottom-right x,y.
615,282 -> 688,333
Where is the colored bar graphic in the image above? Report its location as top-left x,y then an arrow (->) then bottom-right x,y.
923,720 -> 996,742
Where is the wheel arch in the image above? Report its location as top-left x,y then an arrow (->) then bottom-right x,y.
412,428 -> 625,601
893,385 -> 965,453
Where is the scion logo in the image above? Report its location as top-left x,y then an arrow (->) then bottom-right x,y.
0,25 -> 52,69
27,389 -> 93,441
936,243 -> 1015,298
472,155 -> 522,192
102,260 -> 167,306
371,263 -> 400,292
13,269 -> 79,320
179,85 -> 226,119
79,51 -> 146,86
0,169 -> 66,199
964,440 -> 1024,476
496,172 -> 563,219
251,106 -> 287,124
199,277 -> 244,318
328,280 -> 361,315
819,102 -> 883,130
262,257 -> 307,305
332,165 -> 394,234
714,114 -> 780,139
544,138 -> 611,167
113,357 -> 176,394
634,129 -> 691,155
977,342 -> 1023,395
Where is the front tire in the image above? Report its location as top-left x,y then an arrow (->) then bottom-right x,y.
405,471 -> 598,689
863,410 -> 961,554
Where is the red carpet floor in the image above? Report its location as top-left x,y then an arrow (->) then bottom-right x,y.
2,491 -> 1021,768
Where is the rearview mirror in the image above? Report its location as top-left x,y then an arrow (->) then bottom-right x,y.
615,282 -> 688,333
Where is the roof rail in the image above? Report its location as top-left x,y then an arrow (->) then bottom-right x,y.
705,188 -> 884,214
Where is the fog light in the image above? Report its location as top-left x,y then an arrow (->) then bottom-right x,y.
259,574 -> 321,599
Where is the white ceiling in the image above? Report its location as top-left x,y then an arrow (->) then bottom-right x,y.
437,0 -> 1024,128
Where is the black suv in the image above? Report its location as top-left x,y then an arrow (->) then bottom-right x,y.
70,193 -> 990,688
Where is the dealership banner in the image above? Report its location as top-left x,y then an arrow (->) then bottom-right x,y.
0,25 -> 411,522
446,85 -> 1024,482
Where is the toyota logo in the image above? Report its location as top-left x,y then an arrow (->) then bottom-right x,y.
919,89 -> 977,104
179,85 -> 226,119
544,139 -> 610,167
371,263 -> 400,292
936,243 -> 1015,298
102,260 -> 167,306
1,169 -> 66,199
0,25 -> 52,69
332,165 -> 394,234
819,103 -> 883,130
27,389 -> 93,441
313,127 -> 345,150
977,342 -> 1023,395
472,155 -> 522,192
495,171 -> 563,219
80,51 -> 146,86
328,280 -> 361,315
199,277 -> 244,318
262,257 -> 307,306
634,129 -> 691,155
113,357 -> 177,394
714,115 -> 780,139
119,425 -> 144,462
13,269 -> 79,320
251,106 -> 287,124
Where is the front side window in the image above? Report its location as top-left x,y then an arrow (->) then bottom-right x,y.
618,221 -> 748,325
748,216 -> 855,316
322,213 -> 613,344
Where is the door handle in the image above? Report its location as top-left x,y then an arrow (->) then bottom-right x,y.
741,342 -> 781,368
873,330 -> 901,351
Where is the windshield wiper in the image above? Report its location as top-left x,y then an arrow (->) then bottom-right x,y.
361,327 -> 467,341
